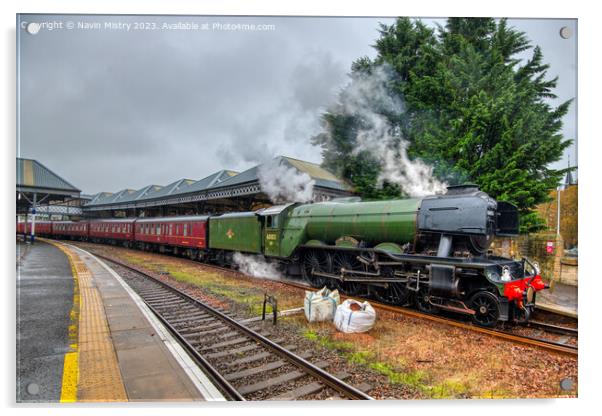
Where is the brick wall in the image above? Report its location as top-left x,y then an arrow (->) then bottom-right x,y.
491,232 -> 577,286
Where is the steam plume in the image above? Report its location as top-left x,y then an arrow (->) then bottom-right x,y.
257,159 -> 315,203
232,252 -> 282,280
328,64 -> 447,197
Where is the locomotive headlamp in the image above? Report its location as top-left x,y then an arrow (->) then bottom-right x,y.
501,266 -> 511,282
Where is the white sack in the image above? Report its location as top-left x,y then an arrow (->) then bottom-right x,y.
304,287 -> 340,323
334,299 -> 376,333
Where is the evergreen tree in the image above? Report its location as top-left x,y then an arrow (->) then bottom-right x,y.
313,17 -> 572,232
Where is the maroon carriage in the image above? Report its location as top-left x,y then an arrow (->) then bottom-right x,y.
53,221 -> 89,239
89,219 -> 136,244
135,216 -> 208,258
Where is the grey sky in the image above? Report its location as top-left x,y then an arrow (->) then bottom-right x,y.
17,15 -> 577,195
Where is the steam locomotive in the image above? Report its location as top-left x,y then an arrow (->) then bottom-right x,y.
18,185 -> 547,327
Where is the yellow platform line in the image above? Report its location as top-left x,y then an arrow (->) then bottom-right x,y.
47,240 -> 128,402
51,242 -> 80,402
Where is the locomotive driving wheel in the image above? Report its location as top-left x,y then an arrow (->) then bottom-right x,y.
302,250 -> 332,289
372,267 -> 410,305
415,286 -> 438,314
331,252 -> 362,296
373,282 -> 410,305
470,291 -> 501,327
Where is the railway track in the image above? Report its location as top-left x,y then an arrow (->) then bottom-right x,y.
524,320 -> 578,337
95,253 -> 373,401
73,242 -> 578,357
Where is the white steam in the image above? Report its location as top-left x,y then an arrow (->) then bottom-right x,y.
334,65 -> 447,197
257,159 -> 315,203
232,252 -> 282,280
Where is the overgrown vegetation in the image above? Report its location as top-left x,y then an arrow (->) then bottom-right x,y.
302,329 -> 471,398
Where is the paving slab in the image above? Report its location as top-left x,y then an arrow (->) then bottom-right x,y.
16,241 -> 73,402
536,281 -> 578,318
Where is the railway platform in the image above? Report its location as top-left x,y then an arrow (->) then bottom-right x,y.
536,281 -> 578,318
16,239 -> 224,402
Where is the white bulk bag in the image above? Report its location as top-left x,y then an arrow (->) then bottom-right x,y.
334,299 -> 376,333
304,287 -> 340,323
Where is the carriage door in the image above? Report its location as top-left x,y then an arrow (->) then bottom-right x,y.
263,214 -> 281,257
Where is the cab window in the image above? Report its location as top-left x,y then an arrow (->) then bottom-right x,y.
267,215 -> 278,229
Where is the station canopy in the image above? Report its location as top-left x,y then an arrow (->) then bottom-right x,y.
84,156 -> 354,215
16,158 -> 81,215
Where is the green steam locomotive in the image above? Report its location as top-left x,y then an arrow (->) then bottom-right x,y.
208,185 -> 547,327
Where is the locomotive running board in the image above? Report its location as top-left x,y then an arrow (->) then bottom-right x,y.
301,244 -> 518,270
311,270 -> 406,284
429,299 -> 476,315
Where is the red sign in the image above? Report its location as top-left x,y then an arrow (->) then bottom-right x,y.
546,241 -> 554,254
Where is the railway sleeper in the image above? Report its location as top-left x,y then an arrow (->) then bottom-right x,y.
205,344 -> 263,360
197,337 -> 285,354
269,380 -> 326,401
144,300 -> 191,309
269,370 -> 363,401
180,322 -> 226,335
199,336 -> 253,351
170,315 -> 217,326
161,309 -> 208,320
154,307 -> 204,317
237,370 -> 307,395
224,360 -> 287,382
149,299 -> 192,308
241,362 -> 342,398
222,347 -> 308,368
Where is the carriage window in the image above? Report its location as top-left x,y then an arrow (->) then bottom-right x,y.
156,225 -> 161,235
169,224 -> 173,235
183,224 -> 188,236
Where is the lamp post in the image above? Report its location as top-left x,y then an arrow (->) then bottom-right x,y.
556,185 -> 561,237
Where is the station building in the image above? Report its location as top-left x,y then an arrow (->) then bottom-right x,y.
83,156 -> 354,218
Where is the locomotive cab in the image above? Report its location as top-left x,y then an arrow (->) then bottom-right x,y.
257,203 -> 297,258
